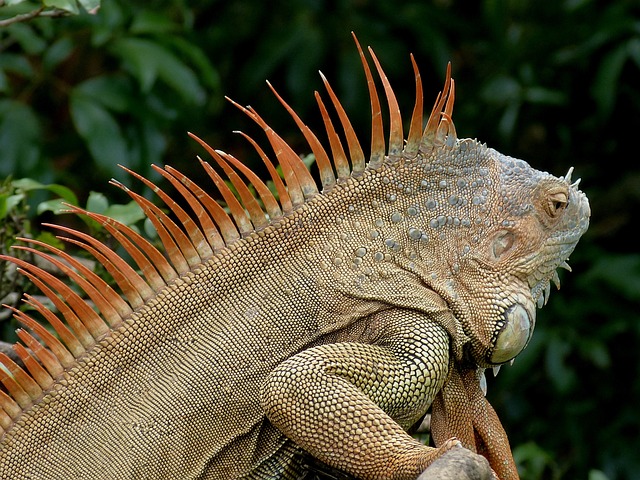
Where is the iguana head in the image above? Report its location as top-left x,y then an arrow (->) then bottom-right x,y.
411,139 -> 590,368
321,39 -> 591,370
267,35 -> 591,370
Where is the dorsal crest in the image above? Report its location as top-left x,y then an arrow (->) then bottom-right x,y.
0,33 -> 456,434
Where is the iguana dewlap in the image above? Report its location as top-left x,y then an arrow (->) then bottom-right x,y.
0,34 -> 589,480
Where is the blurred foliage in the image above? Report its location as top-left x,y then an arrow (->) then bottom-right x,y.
0,0 -> 638,479
0,0 -> 98,28
0,175 -> 148,331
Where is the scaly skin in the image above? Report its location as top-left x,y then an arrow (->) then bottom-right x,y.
0,37 -> 589,480
258,139 -> 589,479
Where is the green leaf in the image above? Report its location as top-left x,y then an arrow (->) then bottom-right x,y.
104,201 -> 145,226
4,0 -> 31,5
90,0 -> 123,46
86,191 -> 109,214
109,38 -> 158,92
45,184 -> 79,204
513,441 -> 557,479
43,0 -> 78,14
110,37 -> 206,104
34,231 -> 65,250
0,193 -> 24,220
481,75 -> 522,106
585,254 -> 640,301
78,0 -> 100,13
74,75 -> 131,112
143,217 -> 157,239
129,11 -> 178,35
628,38 -> 640,69
0,53 -> 34,78
84,195 -> 145,230
11,178 -> 44,191
588,470 -> 611,480
137,122 -> 167,167
301,153 -> 316,169
523,87 -> 567,105
579,338 -> 611,369
497,102 -> 521,140
0,100 -> 41,177
43,37 -> 75,71
167,37 -> 220,91
69,90 -> 129,175
11,178 -> 78,205
36,198 -> 70,215
592,42 -> 628,119
545,334 -> 577,393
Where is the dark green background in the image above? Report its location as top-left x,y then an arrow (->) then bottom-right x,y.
1,1 -> 638,479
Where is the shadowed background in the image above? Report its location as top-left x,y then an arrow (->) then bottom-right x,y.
0,1 -> 638,479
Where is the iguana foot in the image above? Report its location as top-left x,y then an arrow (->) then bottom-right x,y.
417,446 -> 497,480
438,437 -> 463,451
383,438 -> 461,480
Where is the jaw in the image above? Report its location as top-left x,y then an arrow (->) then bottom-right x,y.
444,271 -> 538,368
490,236 -> 583,364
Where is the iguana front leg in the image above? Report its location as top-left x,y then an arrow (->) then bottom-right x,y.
430,364 -> 519,479
260,309 -> 459,480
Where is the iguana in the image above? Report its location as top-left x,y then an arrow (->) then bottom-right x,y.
0,34 -> 590,479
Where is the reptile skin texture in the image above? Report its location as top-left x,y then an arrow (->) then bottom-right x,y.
0,35 -> 589,480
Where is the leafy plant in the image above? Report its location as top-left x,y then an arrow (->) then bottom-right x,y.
0,0 -> 99,27
0,176 -> 146,341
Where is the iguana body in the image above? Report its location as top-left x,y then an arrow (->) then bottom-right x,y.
0,35 -> 590,479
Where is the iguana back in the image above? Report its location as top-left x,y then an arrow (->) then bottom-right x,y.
1,239 -> 303,477
0,34 -> 590,479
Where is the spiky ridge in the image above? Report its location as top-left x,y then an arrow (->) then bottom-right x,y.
0,33 -> 456,435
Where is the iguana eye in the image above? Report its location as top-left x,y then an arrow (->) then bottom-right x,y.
545,191 -> 568,217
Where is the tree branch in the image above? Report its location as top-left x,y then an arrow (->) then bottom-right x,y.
0,6 -> 66,28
